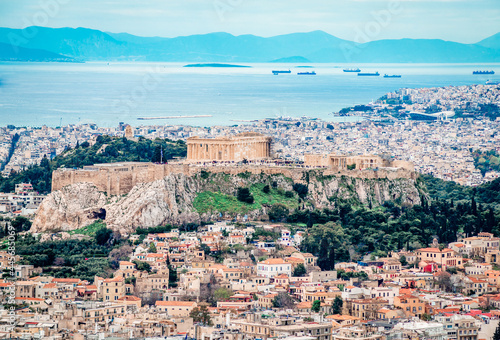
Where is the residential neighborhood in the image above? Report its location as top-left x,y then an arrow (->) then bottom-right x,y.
2,221 -> 500,339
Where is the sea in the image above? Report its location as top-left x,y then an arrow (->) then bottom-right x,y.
0,62 -> 498,128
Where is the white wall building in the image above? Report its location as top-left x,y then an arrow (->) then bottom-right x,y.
256,258 -> 292,278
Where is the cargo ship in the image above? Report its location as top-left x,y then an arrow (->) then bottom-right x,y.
384,74 -> 401,78
297,71 -> 316,75
358,72 -> 379,76
473,70 -> 495,75
272,70 -> 291,75
343,68 -> 361,72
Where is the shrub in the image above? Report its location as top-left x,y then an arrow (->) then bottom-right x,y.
293,183 -> 308,199
237,187 -> 254,204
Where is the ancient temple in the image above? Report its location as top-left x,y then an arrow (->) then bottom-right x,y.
186,132 -> 272,162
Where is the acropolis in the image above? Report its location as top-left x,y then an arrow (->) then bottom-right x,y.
51,132 -> 416,196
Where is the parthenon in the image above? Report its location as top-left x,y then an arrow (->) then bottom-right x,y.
186,132 -> 272,163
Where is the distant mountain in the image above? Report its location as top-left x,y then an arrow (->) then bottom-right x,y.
0,26 -> 498,63
477,32 -> 500,50
333,39 -> 500,63
270,56 -> 311,63
0,42 -> 75,62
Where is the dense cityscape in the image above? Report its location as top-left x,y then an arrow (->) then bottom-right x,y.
0,79 -> 498,340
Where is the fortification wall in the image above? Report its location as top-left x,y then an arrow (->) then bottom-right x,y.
52,162 -> 416,196
52,163 -> 191,196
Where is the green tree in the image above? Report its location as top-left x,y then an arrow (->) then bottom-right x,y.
272,292 -> 295,309
237,187 -> 254,204
332,296 -> 343,315
213,287 -> 233,303
317,238 -> 330,270
399,255 -> 407,266
293,263 -> 307,277
94,228 -> 113,245
293,183 -> 308,199
189,305 -> 213,326
493,322 -> 500,340
262,185 -> 270,194
149,242 -> 157,253
125,277 -> 136,286
420,313 -> 432,321
312,299 -> 321,313
268,203 -> 289,222
133,260 -> 152,273
11,216 -> 31,232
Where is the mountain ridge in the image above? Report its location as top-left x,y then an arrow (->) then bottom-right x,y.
0,26 -> 499,63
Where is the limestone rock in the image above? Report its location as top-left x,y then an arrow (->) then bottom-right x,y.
32,182 -> 107,233
31,171 -> 423,235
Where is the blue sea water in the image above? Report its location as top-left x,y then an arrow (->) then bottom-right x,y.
0,62 -> 498,128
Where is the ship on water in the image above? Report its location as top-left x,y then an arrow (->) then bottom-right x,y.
473,70 -> 495,75
384,74 -> 402,78
343,68 -> 361,72
297,71 -> 316,75
358,72 -> 380,76
272,70 -> 291,75
486,80 -> 499,85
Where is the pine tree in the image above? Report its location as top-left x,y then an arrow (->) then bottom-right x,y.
332,296 -> 343,315
487,208 -> 496,233
318,238 -> 330,270
471,196 -> 477,215
327,247 -> 336,270
493,322 -> 500,340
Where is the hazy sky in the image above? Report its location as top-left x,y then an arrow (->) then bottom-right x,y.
0,0 -> 499,43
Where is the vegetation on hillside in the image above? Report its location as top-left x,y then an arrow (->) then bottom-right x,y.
0,135 -> 186,194
11,224 -> 129,282
300,176 -> 500,269
193,182 -> 299,215
472,149 -> 500,176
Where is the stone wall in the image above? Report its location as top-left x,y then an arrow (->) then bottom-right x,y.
52,162 -> 190,196
52,162 -> 417,196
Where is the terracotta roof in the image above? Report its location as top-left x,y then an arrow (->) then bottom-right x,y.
155,301 -> 196,307
52,278 -> 80,283
42,283 -> 57,289
15,297 -> 44,301
326,314 -> 360,321
103,277 -> 124,283
263,293 -> 278,298
297,301 -> 312,309
259,258 -> 289,265
118,295 -> 141,301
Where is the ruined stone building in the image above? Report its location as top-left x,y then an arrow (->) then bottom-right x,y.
304,154 -> 414,172
186,132 -> 272,163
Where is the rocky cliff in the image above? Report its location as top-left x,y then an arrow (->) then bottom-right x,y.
31,170 -> 424,235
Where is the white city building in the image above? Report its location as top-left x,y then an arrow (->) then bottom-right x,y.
257,258 -> 292,278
